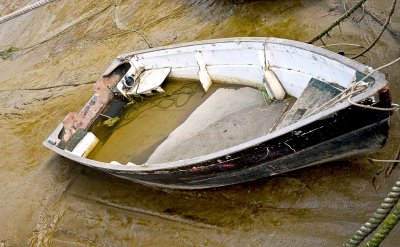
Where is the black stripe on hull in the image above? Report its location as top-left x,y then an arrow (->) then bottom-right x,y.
103,105 -> 391,189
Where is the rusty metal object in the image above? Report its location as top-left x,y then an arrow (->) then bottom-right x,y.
62,72 -> 122,142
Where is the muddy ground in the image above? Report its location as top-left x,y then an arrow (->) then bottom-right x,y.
0,0 -> 399,246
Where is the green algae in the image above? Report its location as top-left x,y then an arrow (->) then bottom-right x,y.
0,46 -> 19,60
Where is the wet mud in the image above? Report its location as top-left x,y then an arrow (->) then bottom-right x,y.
0,0 -> 399,246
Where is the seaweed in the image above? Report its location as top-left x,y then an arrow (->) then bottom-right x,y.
0,46 -> 19,60
257,84 -> 272,104
102,116 -> 120,127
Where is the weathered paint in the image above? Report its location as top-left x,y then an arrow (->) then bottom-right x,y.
113,105 -> 390,189
43,37 -> 392,189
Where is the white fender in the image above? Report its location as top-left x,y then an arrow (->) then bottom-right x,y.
259,50 -> 285,101
258,51 -> 274,99
195,52 -> 212,92
264,68 -> 286,100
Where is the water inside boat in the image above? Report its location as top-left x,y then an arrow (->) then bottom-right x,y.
87,76 -> 342,165
87,79 -> 291,164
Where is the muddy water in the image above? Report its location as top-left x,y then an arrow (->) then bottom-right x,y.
0,0 -> 399,246
89,80 -> 212,164
89,81 -> 275,164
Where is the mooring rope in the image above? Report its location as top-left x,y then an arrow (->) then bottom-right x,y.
112,0 -> 152,48
320,43 -> 365,48
0,0 -> 151,60
369,158 -> 400,163
343,180 -> 400,247
302,56 -> 400,119
0,0 -> 57,25
340,56 -> 400,247
351,0 -> 397,59
364,202 -> 400,247
308,0 -> 368,44
346,56 -> 400,112
348,97 -> 399,112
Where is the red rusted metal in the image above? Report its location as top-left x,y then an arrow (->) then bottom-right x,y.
62,73 -> 122,141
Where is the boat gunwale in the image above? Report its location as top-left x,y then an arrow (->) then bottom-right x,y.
43,37 -> 389,172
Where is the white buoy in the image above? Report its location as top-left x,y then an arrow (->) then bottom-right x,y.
195,52 -> 212,92
258,50 -> 274,99
258,50 -> 286,100
264,68 -> 286,100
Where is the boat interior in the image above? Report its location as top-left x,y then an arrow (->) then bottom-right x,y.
47,40 -> 376,165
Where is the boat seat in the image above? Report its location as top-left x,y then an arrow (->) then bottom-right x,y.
278,78 -> 342,129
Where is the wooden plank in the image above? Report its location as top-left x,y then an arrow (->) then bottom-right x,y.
278,79 -> 341,128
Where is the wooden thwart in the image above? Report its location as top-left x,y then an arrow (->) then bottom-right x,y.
278,79 -> 342,128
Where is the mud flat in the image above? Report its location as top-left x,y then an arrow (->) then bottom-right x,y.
0,0 -> 399,246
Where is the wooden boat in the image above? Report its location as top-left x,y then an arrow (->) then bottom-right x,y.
43,37 -> 393,189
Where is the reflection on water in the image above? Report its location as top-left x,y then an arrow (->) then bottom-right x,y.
0,0 -> 399,246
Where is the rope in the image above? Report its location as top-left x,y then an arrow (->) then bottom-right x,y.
369,158 -> 400,163
302,82 -> 362,118
302,56 -> 400,118
362,4 -> 400,40
1,0 -> 151,58
348,98 -> 399,111
351,0 -> 397,59
320,43 -> 365,48
364,202 -> 400,247
0,0 -> 57,25
343,180 -> 400,247
112,0 -> 152,48
112,83 -> 201,130
341,55 -> 400,246
346,56 -> 400,111
359,56 -> 400,82
308,0 -> 368,44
